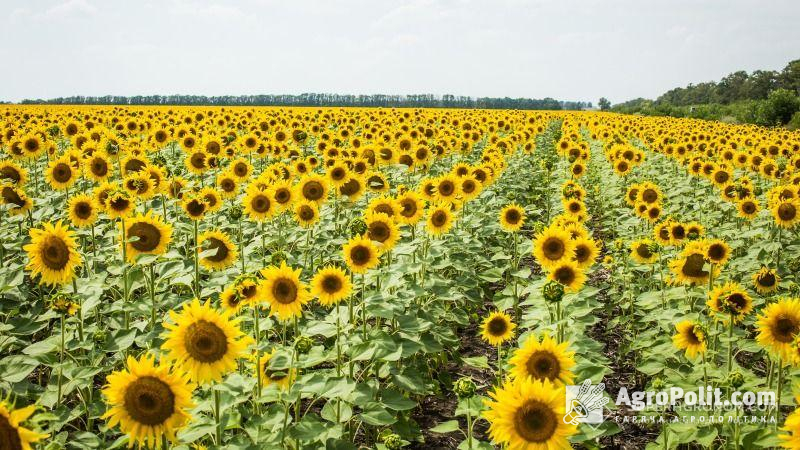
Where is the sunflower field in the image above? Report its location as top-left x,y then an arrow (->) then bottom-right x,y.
1,105 -> 800,450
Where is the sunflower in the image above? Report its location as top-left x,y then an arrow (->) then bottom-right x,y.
257,351 -> 296,390
509,334 -> 575,385
106,190 -> 136,219
230,157 -> 253,181
259,262 -> 312,320
181,193 -> 208,221
220,276 -> 260,313
124,172 -> 155,199
198,230 -> 238,271
102,354 -> 193,449
533,227 -> 575,270
125,212 -> 172,263
480,311 -> 516,346
162,298 -> 253,383
271,181 -> 294,211
484,378 -> 577,449
1,184 -> 33,216
426,203 -> 454,236
24,221 -> 82,285
460,175 -> 482,201
198,186 -> 222,213
668,242 -> 715,286
365,211 -> 400,251
296,174 -> 329,205
755,297 -> 800,362
772,198 -> 800,228
45,156 -> 78,191
753,267 -> 780,294
85,151 -> 112,182
338,175 -> 366,201
630,239 -> 658,264
311,265 -> 352,307
0,160 -> 28,185
216,172 -> 238,199
572,237 -> 599,269
499,204 -> 525,232
653,220 -> 672,246
780,406 -> 800,448
547,260 -> 586,293
367,195 -> 400,218
396,190 -> 425,225
707,282 -> 753,323
434,175 -> 460,202
672,321 -> 707,359
327,162 -> 350,187
737,198 -> 759,220
293,200 -> 319,228
184,150 -> 207,175
704,239 -> 731,266
67,194 -> 98,228
342,235 -> 380,274
0,401 -> 48,450
243,187 -> 275,222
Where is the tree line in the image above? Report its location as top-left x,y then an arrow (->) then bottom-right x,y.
17,93 -> 591,111
612,59 -> 800,128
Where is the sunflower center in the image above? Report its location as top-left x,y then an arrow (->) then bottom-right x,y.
400,199 -> 417,217
340,178 -> 360,196
234,163 -> 248,177
74,202 -> 92,219
272,278 -> 299,304
686,328 -> 702,345
322,275 -> 343,294
635,244 -> 652,259
275,189 -> 291,204
552,266 -> 576,286
574,244 -> 590,262
671,226 -> 686,240
350,245 -> 372,265
742,202 -> 756,214
368,222 -> 390,242
642,189 -> 657,203
250,194 -> 271,213
92,159 -> 108,176
331,168 -> 346,181
220,179 -> 235,192
0,410 -> 22,450
513,399 -> 558,443
0,166 -> 21,183
240,284 -> 257,299
774,316 -> 800,343
431,210 -> 448,227
53,163 -> 72,183
542,237 -> 565,261
375,204 -> 394,217
204,237 -> 229,262
123,376 -> 175,426
128,222 -> 161,252
303,181 -> 323,201
184,320 -> 228,363
186,199 -> 206,217
41,235 -> 70,270
487,317 -> 508,336
438,181 -> 455,196
681,254 -> 708,278
526,350 -> 561,381
726,293 -> 747,312
707,244 -> 726,261
298,205 -> 315,221
2,186 -> 24,207
505,209 -> 522,225
778,203 -> 797,221
758,272 -> 776,287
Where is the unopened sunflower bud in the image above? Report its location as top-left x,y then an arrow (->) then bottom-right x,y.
453,377 -> 476,399
270,250 -> 287,266
349,218 -> 367,237
543,280 -> 565,303
727,371 -> 745,389
294,335 -> 313,354
226,204 -> 243,221
651,377 -> 666,390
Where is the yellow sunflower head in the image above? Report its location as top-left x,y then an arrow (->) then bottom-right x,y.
0,401 -> 49,450
499,204 -> 525,232
756,297 -> 800,361
258,262 -> 312,321
24,220 -> 82,286
342,234 -> 380,274
311,265 -> 352,307
124,212 -> 173,263
198,230 -> 238,271
509,334 -> 575,385
480,311 -> 516,346
672,320 -> 707,359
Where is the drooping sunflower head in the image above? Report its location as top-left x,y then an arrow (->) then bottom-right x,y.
533,226 -> 575,270
499,204 -> 525,232
672,320 -> 707,359
198,230 -> 237,271
125,212 -> 172,263
509,334 -> 575,385
480,311 -> 516,346
257,350 -> 296,390
24,220 -> 82,286
0,401 -> 49,450
753,267 -> 779,294
0,160 -> 28,185
756,298 -> 800,361
258,262 -> 312,321
162,299 -> 253,384
342,234 -> 380,274
1,183 -> 33,216
101,353 -> 193,448
311,265 -> 352,307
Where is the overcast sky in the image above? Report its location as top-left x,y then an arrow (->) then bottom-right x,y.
1,0 -> 798,104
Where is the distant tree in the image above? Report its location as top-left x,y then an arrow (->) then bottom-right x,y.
760,88 -> 800,125
598,97 -> 611,110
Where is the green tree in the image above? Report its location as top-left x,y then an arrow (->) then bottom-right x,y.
598,97 -> 611,111
759,88 -> 800,125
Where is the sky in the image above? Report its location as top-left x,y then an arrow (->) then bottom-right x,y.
1,0 -> 798,104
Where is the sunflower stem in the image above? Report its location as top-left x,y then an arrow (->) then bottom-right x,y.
776,357 -> 783,428
727,313 -> 734,374
57,312 -> 65,402
148,263 -> 157,331
193,219 -> 200,297
238,217 -> 246,274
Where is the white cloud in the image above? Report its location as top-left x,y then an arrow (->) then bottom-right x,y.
44,0 -> 97,18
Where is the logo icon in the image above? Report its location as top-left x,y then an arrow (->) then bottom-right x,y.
564,379 -> 608,426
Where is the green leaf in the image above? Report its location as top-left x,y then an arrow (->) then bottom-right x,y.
429,420 -> 461,433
